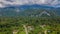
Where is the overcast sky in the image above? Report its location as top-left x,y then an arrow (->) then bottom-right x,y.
0,0 -> 60,8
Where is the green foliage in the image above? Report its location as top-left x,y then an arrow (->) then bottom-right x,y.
0,17 -> 60,34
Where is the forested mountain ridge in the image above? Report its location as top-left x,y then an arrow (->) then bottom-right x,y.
0,5 -> 60,17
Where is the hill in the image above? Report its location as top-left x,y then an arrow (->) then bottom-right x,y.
0,4 -> 60,17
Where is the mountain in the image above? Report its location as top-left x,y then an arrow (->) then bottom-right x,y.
0,4 -> 60,17
4,4 -> 55,9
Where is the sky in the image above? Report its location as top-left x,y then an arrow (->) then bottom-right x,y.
0,0 -> 60,8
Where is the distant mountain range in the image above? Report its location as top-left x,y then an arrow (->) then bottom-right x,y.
0,4 -> 60,17
2,4 -> 60,9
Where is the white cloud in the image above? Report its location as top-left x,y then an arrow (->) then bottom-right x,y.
0,0 -> 60,8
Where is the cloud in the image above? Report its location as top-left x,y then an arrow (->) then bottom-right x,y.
0,0 -> 60,8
